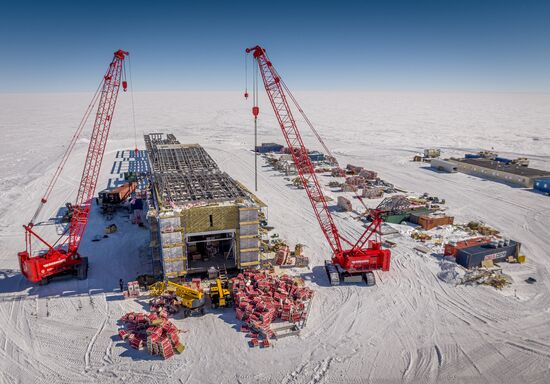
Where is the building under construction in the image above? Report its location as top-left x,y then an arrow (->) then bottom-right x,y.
144,133 -> 263,279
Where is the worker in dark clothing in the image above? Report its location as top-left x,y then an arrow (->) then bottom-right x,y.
119,278 -> 124,292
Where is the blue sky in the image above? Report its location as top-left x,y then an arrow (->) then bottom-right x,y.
0,0 -> 549,92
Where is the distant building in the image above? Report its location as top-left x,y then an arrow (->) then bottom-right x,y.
430,159 -> 458,173
255,142 -> 284,153
450,158 -> 550,188
534,178 -> 550,194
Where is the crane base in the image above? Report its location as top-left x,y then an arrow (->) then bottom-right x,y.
325,261 -> 377,286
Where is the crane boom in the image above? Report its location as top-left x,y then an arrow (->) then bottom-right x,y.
246,46 -> 342,254
69,49 -> 127,253
246,45 -> 390,285
18,49 -> 128,284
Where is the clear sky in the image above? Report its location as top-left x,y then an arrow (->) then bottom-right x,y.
0,0 -> 549,92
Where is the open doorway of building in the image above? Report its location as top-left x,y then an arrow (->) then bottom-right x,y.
186,230 -> 236,273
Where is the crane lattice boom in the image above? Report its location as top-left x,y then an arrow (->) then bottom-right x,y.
246,46 -> 342,254
69,49 -> 127,252
246,45 -> 390,280
18,49 -> 128,283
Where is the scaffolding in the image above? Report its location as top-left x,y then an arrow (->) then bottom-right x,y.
144,133 -> 262,278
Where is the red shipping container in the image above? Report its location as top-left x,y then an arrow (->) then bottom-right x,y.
444,237 -> 492,256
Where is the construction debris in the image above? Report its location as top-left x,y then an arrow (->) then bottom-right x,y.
462,269 -> 511,290
437,259 -> 462,284
424,148 -> 441,158
337,196 -> 353,212
411,231 -> 432,242
362,187 -> 384,199
231,269 -> 314,345
149,293 -> 181,316
341,183 -> 358,192
118,312 -> 184,359
331,167 -> 346,177
466,221 -> 500,236
346,164 -> 363,174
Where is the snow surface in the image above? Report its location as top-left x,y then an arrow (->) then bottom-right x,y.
0,91 -> 549,383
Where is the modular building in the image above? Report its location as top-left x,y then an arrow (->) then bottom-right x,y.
456,240 -> 520,268
145,133 -> 264,279
450,158 -> 550,188
534,178 -> 550,194
430,159 -> 458,173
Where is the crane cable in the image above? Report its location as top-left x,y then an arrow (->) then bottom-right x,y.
263,51 -> 338,167
252,54 -> 259,191
127,54 -> 138,154
244,52 -> 248,99
29,78 -> 104,226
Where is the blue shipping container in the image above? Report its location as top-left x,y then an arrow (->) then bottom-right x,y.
534,178 -> 550,193
465,154 -> 481,159
255,143 -> 283,153
494,157 -> 512,164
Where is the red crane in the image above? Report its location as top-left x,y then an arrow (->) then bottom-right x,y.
245,45 -> 390,285
18,49 -> 129,284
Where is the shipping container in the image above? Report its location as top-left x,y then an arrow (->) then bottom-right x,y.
534,178 -> 550,194
98,181 -> 137,205
495,157 -> 512,164
456,240 -> 520,268
444,237 -> 492,256
410,215 -> 454,230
